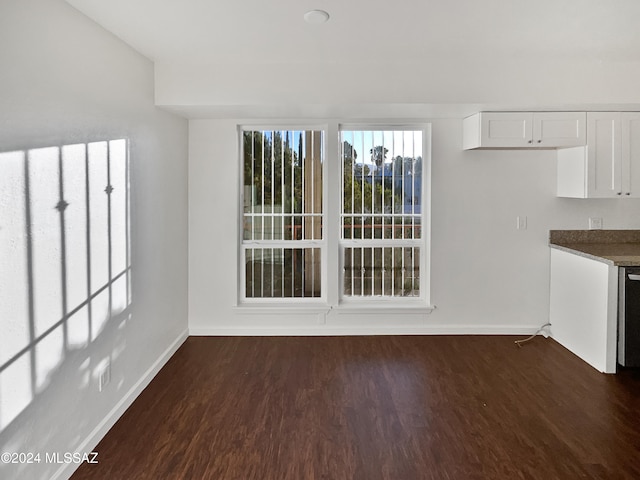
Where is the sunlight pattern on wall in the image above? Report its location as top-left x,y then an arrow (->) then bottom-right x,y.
0,139 -> 131,431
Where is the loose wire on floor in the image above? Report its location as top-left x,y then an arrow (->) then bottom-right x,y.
515,323 -> 551,347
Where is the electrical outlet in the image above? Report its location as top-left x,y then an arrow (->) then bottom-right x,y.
516,216 -> 527,230
589,217 -> 603,230
99,362 -> 111,392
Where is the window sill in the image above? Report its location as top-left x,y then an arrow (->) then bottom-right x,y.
334,302 -> 435,315
233,302 -> 435,316
233,304 -> 332,315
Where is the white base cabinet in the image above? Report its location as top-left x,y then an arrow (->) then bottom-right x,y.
463,112 -> 586,149
549,249 -> 618,373
557,112 -> 640,198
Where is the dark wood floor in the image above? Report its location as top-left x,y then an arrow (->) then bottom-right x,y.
72,336 -> 640,480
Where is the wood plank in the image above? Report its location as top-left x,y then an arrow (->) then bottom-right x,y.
72,336 -> 640,480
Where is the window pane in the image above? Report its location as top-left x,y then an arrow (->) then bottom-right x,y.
340,128 -> 423,300
343,247 -> 420,298
241,129 -> 324,301
245,248 -> 321,298
243,130 -> 323,241
341,130 -> 422,240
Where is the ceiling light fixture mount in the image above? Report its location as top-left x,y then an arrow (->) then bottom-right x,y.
304,9 -> 330,24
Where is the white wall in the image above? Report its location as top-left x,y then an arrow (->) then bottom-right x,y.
188,118 -> 640,335
173,2 -> 640,336
0,1 -> 188,479
156,58 -> 640,110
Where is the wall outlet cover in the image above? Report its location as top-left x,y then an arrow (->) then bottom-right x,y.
516,216 -> 527,230
99,362 -> 111,392
589,217 -> 603,230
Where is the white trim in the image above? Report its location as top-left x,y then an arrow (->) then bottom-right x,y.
339,239 -> 423,247
189,325 -> 548,336
333,304 -> 435,314
338,125 -> 430,303
339,123 -> 427,131
422,124 -> 432,306
239,123 -> 328,132
232,303 -> 435,314
54,329 -> 188,480
325,122 -> 340,307
241,240 -> 324,247
232,305 -> 332,315
236,122 -> 431,306
238,127 -> 328,303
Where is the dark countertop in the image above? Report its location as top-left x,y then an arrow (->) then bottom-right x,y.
549,230 -> 640,266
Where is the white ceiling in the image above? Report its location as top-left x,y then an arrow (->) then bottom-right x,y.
63,0 -> 640,117
65,0 -> 640,66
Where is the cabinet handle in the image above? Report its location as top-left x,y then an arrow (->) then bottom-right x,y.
626,192 -> 631,195
537,140 -> 542,143
617,192 -> 623,195
528,140 -> 532,144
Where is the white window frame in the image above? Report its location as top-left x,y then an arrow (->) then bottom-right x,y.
338,124 -> 431,307
237,122 -> 431,309
238,124 -> 328,305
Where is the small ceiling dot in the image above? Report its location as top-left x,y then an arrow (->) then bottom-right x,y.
304,10 -> 330,24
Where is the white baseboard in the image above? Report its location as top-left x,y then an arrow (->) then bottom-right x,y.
53,329 -> 189,480
189,325 -> 544,336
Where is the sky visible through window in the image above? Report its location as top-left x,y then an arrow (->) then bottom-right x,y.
255,130 -> 422,169
341,130 -> 422,168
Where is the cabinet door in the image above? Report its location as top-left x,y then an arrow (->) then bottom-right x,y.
480,113 -> 533,147
622,113 -> 640,198
533,112 -> 586,147
587,113 -> 622,198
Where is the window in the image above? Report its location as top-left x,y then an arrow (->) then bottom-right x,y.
340,129 -> 423,299
241,129 -> 324,300
239,125 -> 428,305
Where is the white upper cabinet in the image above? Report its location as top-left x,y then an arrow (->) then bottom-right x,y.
557,112 -> 640,198
587,113 -> 622,198
622,113 -> 640,198
465,112 -> 532,148
534,113 -> 588,147
463,112 -> 586,150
